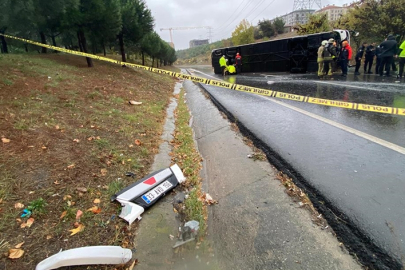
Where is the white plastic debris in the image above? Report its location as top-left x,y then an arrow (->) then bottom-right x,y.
35,246 -> 132,270
128,100 -> 142,105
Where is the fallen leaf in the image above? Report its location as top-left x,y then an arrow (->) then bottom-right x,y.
134,139 -> 141,146
63,195 -> 72,201
87,206 -> 101,214
127,259 -> 138,270
14,203 -> 24,209
69,224 -> 85,236
21,218 -> 34,228
2,138 -> 10,143
53,180 -> 60,185
100,168 -> 107,176
14,242 -> 24,249
93,198 -> 101,204
60,211 -> 67,219
8,249 -> 24,259
73,139 -> 80,143
76,210 -> 83,220
67,200 -> 75,207
26,218 -> 34,227
76,187 -> 87,193
46,235 -> 52,240
67,164 -> 75,169
200,193 -> 218,205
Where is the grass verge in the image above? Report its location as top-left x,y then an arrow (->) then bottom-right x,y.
170,88 -> 207,238
0,53 -> 177,269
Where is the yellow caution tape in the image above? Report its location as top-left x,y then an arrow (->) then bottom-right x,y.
1,33 -> 404,116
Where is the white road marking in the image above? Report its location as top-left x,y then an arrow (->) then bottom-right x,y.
264,97 -> 405,155
189,69 -> 405,156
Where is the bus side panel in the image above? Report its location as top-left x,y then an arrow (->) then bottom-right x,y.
212,49 -> 224,74
289,36 -> 308,73
240,39 -> 290,73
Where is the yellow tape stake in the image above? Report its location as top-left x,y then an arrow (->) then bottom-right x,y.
1,33 -> 404,116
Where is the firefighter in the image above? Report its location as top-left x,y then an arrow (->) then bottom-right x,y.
324,38 -> 337,75
219,55 -> 227,76
354,42 -> 367,75
235,53 -> 242,74
379,35 -> 398,77
398,40 -> 405,79
317,40 -> 328,78
339,41 -> 350,77
364,42 -> 376,74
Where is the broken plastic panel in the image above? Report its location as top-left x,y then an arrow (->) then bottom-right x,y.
112,164 -> 186,224
35,246 -> 132,270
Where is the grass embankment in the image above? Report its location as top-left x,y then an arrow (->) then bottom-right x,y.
0,53 -> 177,269
171,89 -> 207,237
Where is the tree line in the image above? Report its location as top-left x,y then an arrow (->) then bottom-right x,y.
0,0 -> 177,67
294,0 -> 404,47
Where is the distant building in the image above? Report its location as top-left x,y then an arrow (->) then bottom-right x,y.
315,4 -> 351,21
272,9 -> 316,27
189,39 -> 209,48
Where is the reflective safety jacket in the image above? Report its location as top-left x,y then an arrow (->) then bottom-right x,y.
323,44 -> 333,62
235,55 -> 242,65
227,65 -> 236,74
346,44 -> 353,60
219,57 -> 227,67
317,46 -> 325,63
399,41 -> 405,58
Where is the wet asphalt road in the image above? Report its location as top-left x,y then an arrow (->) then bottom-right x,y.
184,65 -> 405,267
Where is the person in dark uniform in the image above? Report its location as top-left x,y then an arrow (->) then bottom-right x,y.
364,42 -> 376,74
354,42 -> 367,75
339,41 -> 349,77
379,35 -> 398,77
235,53 -> 242,74
375,45 -> 382,74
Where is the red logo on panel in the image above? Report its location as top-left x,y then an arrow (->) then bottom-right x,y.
143,177 -> 156,185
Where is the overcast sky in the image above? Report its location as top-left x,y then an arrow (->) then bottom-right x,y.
144,0 -> 353,50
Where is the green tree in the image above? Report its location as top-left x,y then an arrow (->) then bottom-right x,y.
118,0 -> 154,62
140,31 -> 161,67
293,13 -> 331,35
231,19 -> 254,46
0,0 -> 11,53
253,27 -> 263,40
258,19 -> 275,38
273,17 -> 285,34
88,0 -> 121,55
336,0 -> 405,43
32,0 -> 65,53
